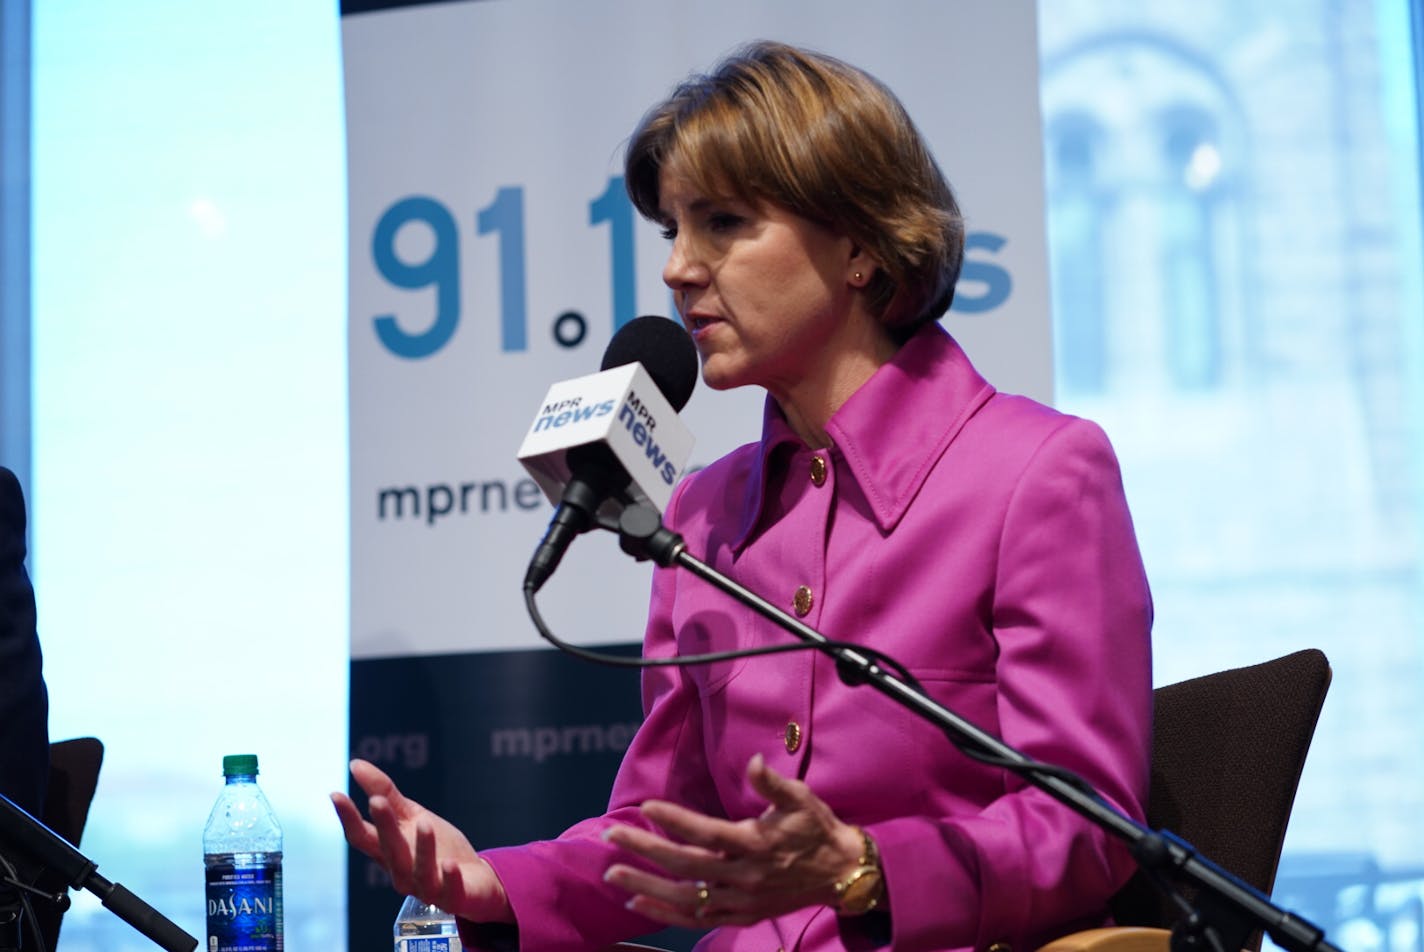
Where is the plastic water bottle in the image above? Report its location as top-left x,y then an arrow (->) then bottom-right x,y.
394,895 -> 461,952
203,754 -> 283,952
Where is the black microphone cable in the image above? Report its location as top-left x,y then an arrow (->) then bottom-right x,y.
523,575 -> 922,685
521,529 -> 1099,796
0,851 -> 50,952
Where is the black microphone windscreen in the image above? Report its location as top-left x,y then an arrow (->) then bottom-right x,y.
601,315 -> 698,411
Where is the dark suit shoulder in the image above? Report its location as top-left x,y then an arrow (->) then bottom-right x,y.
0,464 -> 47,816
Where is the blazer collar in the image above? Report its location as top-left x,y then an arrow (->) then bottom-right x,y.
731,324 -> 996,552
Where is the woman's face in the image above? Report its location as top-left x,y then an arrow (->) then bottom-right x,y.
657,167 -> 865,397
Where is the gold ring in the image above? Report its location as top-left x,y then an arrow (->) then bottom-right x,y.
694,880 -> 711,918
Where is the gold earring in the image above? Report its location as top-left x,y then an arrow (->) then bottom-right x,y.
854,271 -> 863,283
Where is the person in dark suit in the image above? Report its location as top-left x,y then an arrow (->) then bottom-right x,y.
0,465 -> 47,817
1,465 -> 48,950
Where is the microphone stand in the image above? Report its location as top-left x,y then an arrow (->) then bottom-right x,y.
612,504 -> 1343,952
0,795 -> 197,952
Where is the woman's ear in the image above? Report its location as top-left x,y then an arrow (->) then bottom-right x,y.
847,245 -> 878,288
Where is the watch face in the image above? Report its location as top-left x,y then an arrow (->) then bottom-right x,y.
840,867 -> 884,914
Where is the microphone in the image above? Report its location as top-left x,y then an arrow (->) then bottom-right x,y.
0,793 -> 197,951
518,316 -> 698,593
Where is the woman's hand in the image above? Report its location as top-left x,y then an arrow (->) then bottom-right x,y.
330,758 -> 514,925
601,753 -> 866,928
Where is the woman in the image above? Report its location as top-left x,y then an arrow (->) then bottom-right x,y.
333,41 -> 1152,951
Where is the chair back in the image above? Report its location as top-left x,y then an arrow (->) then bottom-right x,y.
1110,649 -> 1331,950
29,736 -> 104,951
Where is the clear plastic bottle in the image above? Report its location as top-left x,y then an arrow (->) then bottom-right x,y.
394,895 -> 461,952
203,753 -> 283,952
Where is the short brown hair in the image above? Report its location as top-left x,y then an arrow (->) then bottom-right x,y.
626,41 -> 964,337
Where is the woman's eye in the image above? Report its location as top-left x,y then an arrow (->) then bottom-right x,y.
708,213 -> 743,232
659,225 -> 677,241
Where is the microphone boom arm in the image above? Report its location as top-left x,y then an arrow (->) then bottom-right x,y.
0,794 -> 197,952
613,503 -> 1341,952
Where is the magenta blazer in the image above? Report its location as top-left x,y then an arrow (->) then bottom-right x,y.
475,326 -> 1154,951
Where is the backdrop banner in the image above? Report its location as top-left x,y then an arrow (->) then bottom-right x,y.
342,1 -> 1049,946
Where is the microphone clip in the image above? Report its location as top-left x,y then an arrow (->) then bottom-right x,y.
616,504 -> 685,567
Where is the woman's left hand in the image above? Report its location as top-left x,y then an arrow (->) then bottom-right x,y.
601,752 -> 866,927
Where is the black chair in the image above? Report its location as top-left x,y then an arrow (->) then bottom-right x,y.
1044,648 -> 1332,952
28,737 -> 104,951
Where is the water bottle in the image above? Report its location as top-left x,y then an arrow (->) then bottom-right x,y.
203,754 -> 283,952
394,895 -> 461,952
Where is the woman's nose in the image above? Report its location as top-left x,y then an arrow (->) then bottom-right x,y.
662,235 -> 707,290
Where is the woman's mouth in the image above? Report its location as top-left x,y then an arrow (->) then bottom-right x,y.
688,314 -> 720,337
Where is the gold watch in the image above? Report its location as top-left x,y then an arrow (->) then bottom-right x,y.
832,827 -> 884,916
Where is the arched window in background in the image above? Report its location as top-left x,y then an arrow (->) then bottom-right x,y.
1041,4 -> 1424,950
1046,112 -> 1110,394
1159,105 -> 1227,389
1042,32 -> 1250,399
